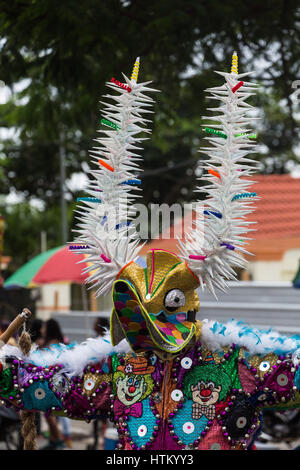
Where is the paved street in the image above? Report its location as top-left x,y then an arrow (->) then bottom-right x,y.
0,413 -> 117,451
1,412 -> 300,451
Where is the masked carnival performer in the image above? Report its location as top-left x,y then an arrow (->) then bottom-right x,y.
2,54 -> 300,451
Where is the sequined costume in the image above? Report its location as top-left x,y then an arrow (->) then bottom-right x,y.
1,54 -> 300,450
1,249 -> 300,450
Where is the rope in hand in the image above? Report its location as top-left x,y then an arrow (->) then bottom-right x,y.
17,308 -> 37,450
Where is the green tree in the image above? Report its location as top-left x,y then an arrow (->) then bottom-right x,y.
0,0 -> 300,268
1,202 -> 75,271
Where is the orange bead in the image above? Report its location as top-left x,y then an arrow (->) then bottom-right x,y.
98,159 -> 114,172
208,169 -> 221,179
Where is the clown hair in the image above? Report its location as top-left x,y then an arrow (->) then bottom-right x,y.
182,363 -> 232,402
178,52 -> 259,297
72,58 -> 158,297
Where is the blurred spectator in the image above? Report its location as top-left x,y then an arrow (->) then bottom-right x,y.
29,318 -> 44,348
93,316 -> 109,337
40,318 -> 69,346
40,318 -> 72,449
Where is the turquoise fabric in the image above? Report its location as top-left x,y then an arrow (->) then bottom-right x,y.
127,398 -> 157,447
22,381 -> 62,411
172,400 -> 208,445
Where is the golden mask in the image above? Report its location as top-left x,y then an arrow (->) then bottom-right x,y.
110,249 -> 200,354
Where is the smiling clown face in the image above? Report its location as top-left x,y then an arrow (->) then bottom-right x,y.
191,381 -> 222,406
115,374 -> 147,406
110,249 -> 200,354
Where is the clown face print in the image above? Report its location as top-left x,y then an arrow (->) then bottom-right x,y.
113,356 -> 155,417
191,381 -> 222,406
190,381 -> 221,420
116,374 -> 147,407
183,363 -> 233,421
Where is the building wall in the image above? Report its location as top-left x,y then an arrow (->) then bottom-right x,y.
36,282 -> 113,320
248,260 -> 282,281
248,248 -> 300,282
35,246 -> 300,319
36,282 -> 71,320
281,248 -> 300,281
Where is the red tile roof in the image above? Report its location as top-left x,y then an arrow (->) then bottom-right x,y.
140,175 -> 300,261
253,174 -> 300,240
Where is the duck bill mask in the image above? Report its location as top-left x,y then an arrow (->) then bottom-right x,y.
110,249 -> 200,354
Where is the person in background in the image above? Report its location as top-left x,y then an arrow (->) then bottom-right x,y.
93,316 -> 109,338
40,318 -> 72,450
30,318 -> 44,348
87,317 -> 110,450
40,318 -> 70,347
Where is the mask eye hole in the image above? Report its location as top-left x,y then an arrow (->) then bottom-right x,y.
164,289 -> 186,312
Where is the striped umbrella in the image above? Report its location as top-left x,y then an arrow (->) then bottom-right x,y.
4,246 -> 90,288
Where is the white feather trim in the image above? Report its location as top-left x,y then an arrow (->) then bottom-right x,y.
0,334 -> 131,378
201,319 -> 300,358
2,320 -> 300,375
